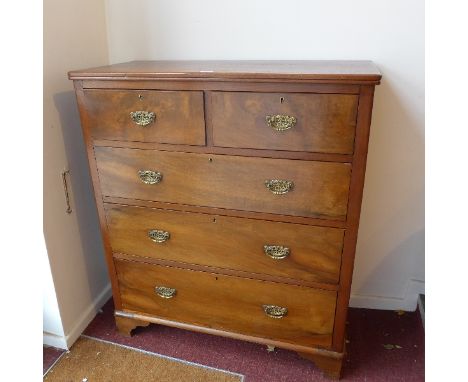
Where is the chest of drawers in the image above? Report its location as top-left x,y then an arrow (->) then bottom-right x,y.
69,61 -> 381,379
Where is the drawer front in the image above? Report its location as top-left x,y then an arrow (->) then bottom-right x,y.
211,92 -> 358,154
82,90 -> 205,145
115,259 -> 336,348
105,204 -> 344,284
95,147 -> 351,220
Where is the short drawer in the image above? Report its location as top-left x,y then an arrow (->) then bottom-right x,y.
95,148 -> 351,220
105,204 -> 344,284
211,91 -> 358,154
81,90 -> 205,145
115,259 -> 336,348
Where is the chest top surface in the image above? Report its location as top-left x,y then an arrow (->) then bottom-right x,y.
68,60 -> 381,84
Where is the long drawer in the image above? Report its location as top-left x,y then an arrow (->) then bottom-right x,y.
115,259 -> 336,348
95,148 -> 351,220
81,90 -> 205,145
105,204 -> 344,284
211,91 -> 358,154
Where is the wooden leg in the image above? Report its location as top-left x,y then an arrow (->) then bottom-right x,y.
115,315 -> 150,337
298,352 -> 344,380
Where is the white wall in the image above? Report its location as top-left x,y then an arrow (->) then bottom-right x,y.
105,0 -> 424,310
42,237 -> 65,347
43,0 -> 111,348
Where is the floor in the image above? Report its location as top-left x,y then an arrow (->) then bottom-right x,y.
44,336 -> 243,382
43,346 -> 66,375
44,299 -> 424,381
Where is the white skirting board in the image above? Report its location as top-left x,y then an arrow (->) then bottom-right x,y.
43,283 -> 112,350
350,279 -> 425,311
418,294 -> 425,329
43,331 -> 68,350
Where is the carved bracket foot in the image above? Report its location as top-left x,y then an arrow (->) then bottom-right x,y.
114,311 -> 150,337
298,351 -> 344,380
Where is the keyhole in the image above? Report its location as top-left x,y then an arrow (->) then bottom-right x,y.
212,217 -> 217,223
209,158 -> 213,162
138,94 -> 143,100
280,97 -> 285,104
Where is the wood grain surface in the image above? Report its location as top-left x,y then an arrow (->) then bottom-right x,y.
93,138 -> 353,163
103,197 -> 347,228
104,203 -> 344,284
69,60 -> 381,84
80,80 -> 361,94
299,351 -> 344,379
332,85 -> 376,352
115,259 -> 337,348
73,81 -> 124,309
82,89 -> 205,145
211,92 -> 358,154
95,148 -> 351,220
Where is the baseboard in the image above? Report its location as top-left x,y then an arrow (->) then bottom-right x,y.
418,294 -> 425,329
43,331 -> 68,349
43,283 -> 112,350
350,279 -> 425,311
64,283 -> 112,348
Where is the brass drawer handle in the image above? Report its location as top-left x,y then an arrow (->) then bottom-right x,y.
138,170 -> 162,184
266,114 -> 297,131
265,179 -> 294,195
263,305 -> 288,319
264,245 -> 290,260
155,286 -> 177,299
148,229 -> 170,243
130,111 -> 156,126
61,169 -> 72,214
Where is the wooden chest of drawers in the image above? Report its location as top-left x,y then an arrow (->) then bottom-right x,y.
69,61 -> 381,379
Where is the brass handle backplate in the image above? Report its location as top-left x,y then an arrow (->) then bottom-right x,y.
138,170 -> 162,184
265,179 -> 294,195
266,114 -> 297,131
263,305 -> 288,319
155,286 -> 177,299
148,229 -> 170,243
264,245 -> 290,260
130,111 -> 156,126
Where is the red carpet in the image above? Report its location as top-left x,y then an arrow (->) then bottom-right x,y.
44,299 -> 424,380
75,299 -> 424,381
43,346 -> 65,375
